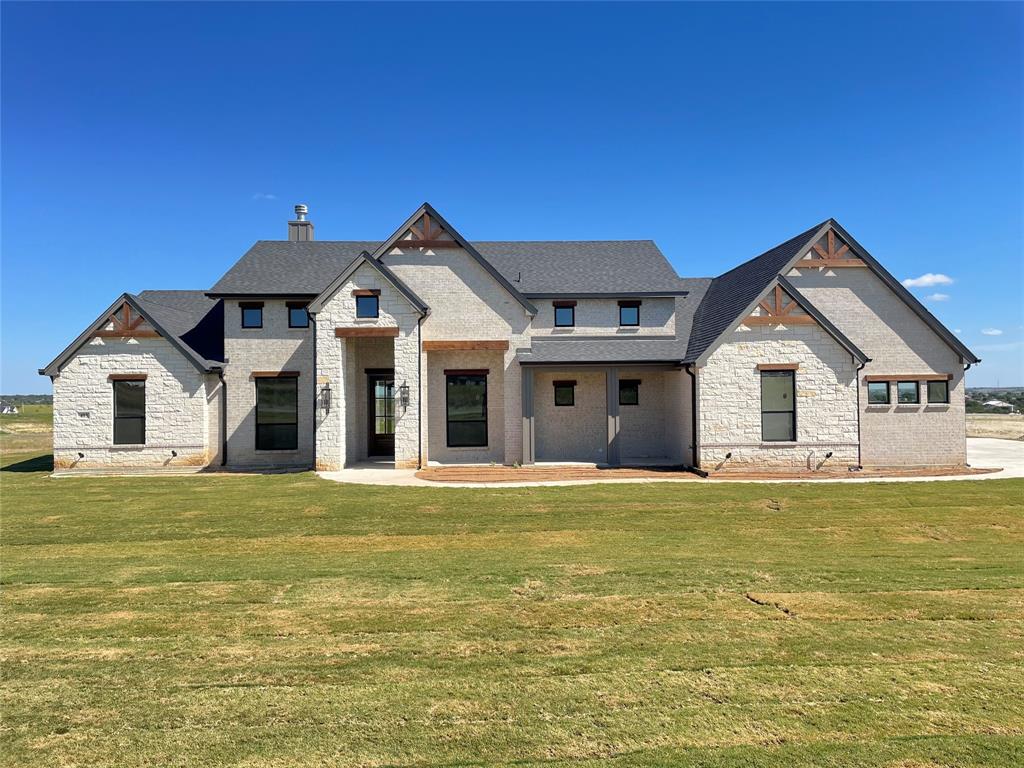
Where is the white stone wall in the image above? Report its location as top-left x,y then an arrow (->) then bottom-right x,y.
313,262 -> 422,470
699,320 -> 860,471
788,265 -> 967,466
531,298 -> 676,336
52,334 -> 211,470
223,299 -> 314,468
533,370 -> 607,463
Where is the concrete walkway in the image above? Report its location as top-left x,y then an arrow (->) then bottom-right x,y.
318,437 -> 1024,488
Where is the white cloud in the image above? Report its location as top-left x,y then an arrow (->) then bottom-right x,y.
976,339 -> 1023,353
902,273 -> 953,288
926,293 -> 950,302
252,193 -> 278,201
954,329 -> 962,334
981,328 -> 1003,336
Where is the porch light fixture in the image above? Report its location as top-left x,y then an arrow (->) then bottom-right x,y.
319,382 -> 332,415
399,381 -> 410,409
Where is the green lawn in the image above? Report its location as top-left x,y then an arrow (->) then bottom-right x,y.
2,449 -> 1022,767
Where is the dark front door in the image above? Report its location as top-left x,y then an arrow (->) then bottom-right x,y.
367,372 -> 395,457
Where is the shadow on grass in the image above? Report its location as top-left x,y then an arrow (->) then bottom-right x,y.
1,454 -> 54,473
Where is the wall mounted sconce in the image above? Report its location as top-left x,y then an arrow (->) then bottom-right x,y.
319,382 -> 332,415
399,382 -> 410,409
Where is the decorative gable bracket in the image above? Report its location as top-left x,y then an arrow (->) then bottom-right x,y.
743,285 -> 815,326
395,211 -> 459,249
797,229 -> 866,268
93,302 -> 159,338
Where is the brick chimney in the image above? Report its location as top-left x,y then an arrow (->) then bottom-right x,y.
288,204 -> 314,241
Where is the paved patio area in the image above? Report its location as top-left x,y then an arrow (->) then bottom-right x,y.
318,437 -> 1024,488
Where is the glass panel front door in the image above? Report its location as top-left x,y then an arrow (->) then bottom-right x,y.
367,373 -> 395,456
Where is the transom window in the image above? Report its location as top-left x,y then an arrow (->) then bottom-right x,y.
355,293 -> 380,318
255,376 -> 298,451
761,370 -> 796,442
897,381 -> 920,404
553,380 -> 575,406
287,302 -> 309,328
553,303 -> 575,328
241,302 -> 263,329
618,379 -> 640,406
867,381 -> 890,404
446,372 -> 487,447
113,379 -> 146,445
927,380 -> 949,404
618,300 -> 641,327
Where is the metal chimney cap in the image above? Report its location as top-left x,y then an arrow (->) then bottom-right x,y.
294,203 -> 309,221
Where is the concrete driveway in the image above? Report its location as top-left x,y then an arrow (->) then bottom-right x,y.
319,438 -> 1024,488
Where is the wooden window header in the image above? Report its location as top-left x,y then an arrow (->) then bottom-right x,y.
422,340 -> 509,352
351,289 -> 381,297
335,327 -> 400,338
757,363 -> 800,371
252,371 -> 300,378
286,300 -> 309,309
552,379 -> 577,387
618,300 -> 642,308
864,373 -> 952,382
619,379 -> 642,386
239,301 -> 264,309
108,373 -> 147,381
552,300 -> 577,308
444,369 -> 489,376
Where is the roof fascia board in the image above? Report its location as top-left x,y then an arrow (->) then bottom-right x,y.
372,203 -> 537,316
205,292 -> 318,300
307,252 -> 428,315
776,275 -> 870,364
40,293 -> 214,377
525,291 -> 690,299
518,360 -> 682,369
824,220 -> 980,364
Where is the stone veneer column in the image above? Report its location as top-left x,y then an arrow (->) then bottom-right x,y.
393,328 -> 421,469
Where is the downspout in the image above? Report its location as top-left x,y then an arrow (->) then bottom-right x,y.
217,370 -> 228,466
684,364 -> 706,477
311,311 -> 317,471
854,357 -> 869,469
417,314 -> 424,469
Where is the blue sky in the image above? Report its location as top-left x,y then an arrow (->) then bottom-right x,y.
2,1 -> 1021,393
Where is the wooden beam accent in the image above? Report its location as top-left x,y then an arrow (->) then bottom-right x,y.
351,289 -> 381,297
797,258 -> 866,268
742,315 -> 816,326
868,374 -> 954,382
94,329 -> 161,338
757,363 -> 799,371
108,373 -> 148,381
422,340 -> 509,352
335,327 -> 400,338
444,369 -> 489,376
252,371 -> 300,378
552,379 -> 577,387
552,300 -> 577,308
393,240 -> 460,249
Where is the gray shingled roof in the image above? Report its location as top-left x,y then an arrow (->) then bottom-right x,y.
135,290 -> 225,365
519,336 -> 691,365
683,221 -> 827,363
210,240 -> 687,297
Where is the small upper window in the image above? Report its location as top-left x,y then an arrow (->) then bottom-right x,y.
554,304 -> 575,328
618,301 -> 640,327
619,379 -> 640,406
553,380 -> 575,406
356,295 -> 379,319
927,380 -> 949,404
288,303 -> 309,328
897,381 -> 920,404
241,303 -> 263,329
867,381 -> 890,405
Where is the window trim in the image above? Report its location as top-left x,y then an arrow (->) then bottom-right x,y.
553,300 -> 576,328
618,379 -> 641,406
445,371 -> 488,448
896,380 -> 920,405
240,301 -> 264,329
760,369 -> 796,442
866,381 -> 890,405
354,290 -> 381,319
254,374 -> 299,451
927,379 -> 950,404
112,378 -> 146,445
287,301 -> 310,329
553,379 -> 576,406
618,300 -> 641,327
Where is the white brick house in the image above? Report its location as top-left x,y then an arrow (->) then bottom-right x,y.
41,203 -> 980,475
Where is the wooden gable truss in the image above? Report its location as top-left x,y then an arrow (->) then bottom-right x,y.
94,302 -> 160,339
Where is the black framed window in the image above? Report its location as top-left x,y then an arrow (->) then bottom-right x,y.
927,380 -> 949,404
113,380 -> 145,445
619,379 -> 640,406
897,381 -> 920,404
446,373 -> 487,447
867,381 -> 890,404
287,302 -> 309,328
553,380 -> 575,406
356,295 -> 379,318
761,370 -> 796,442
553,304 -> 575,327
618,301 -> 641,327
256,376 -> 298,450
241,302 -> 263,329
